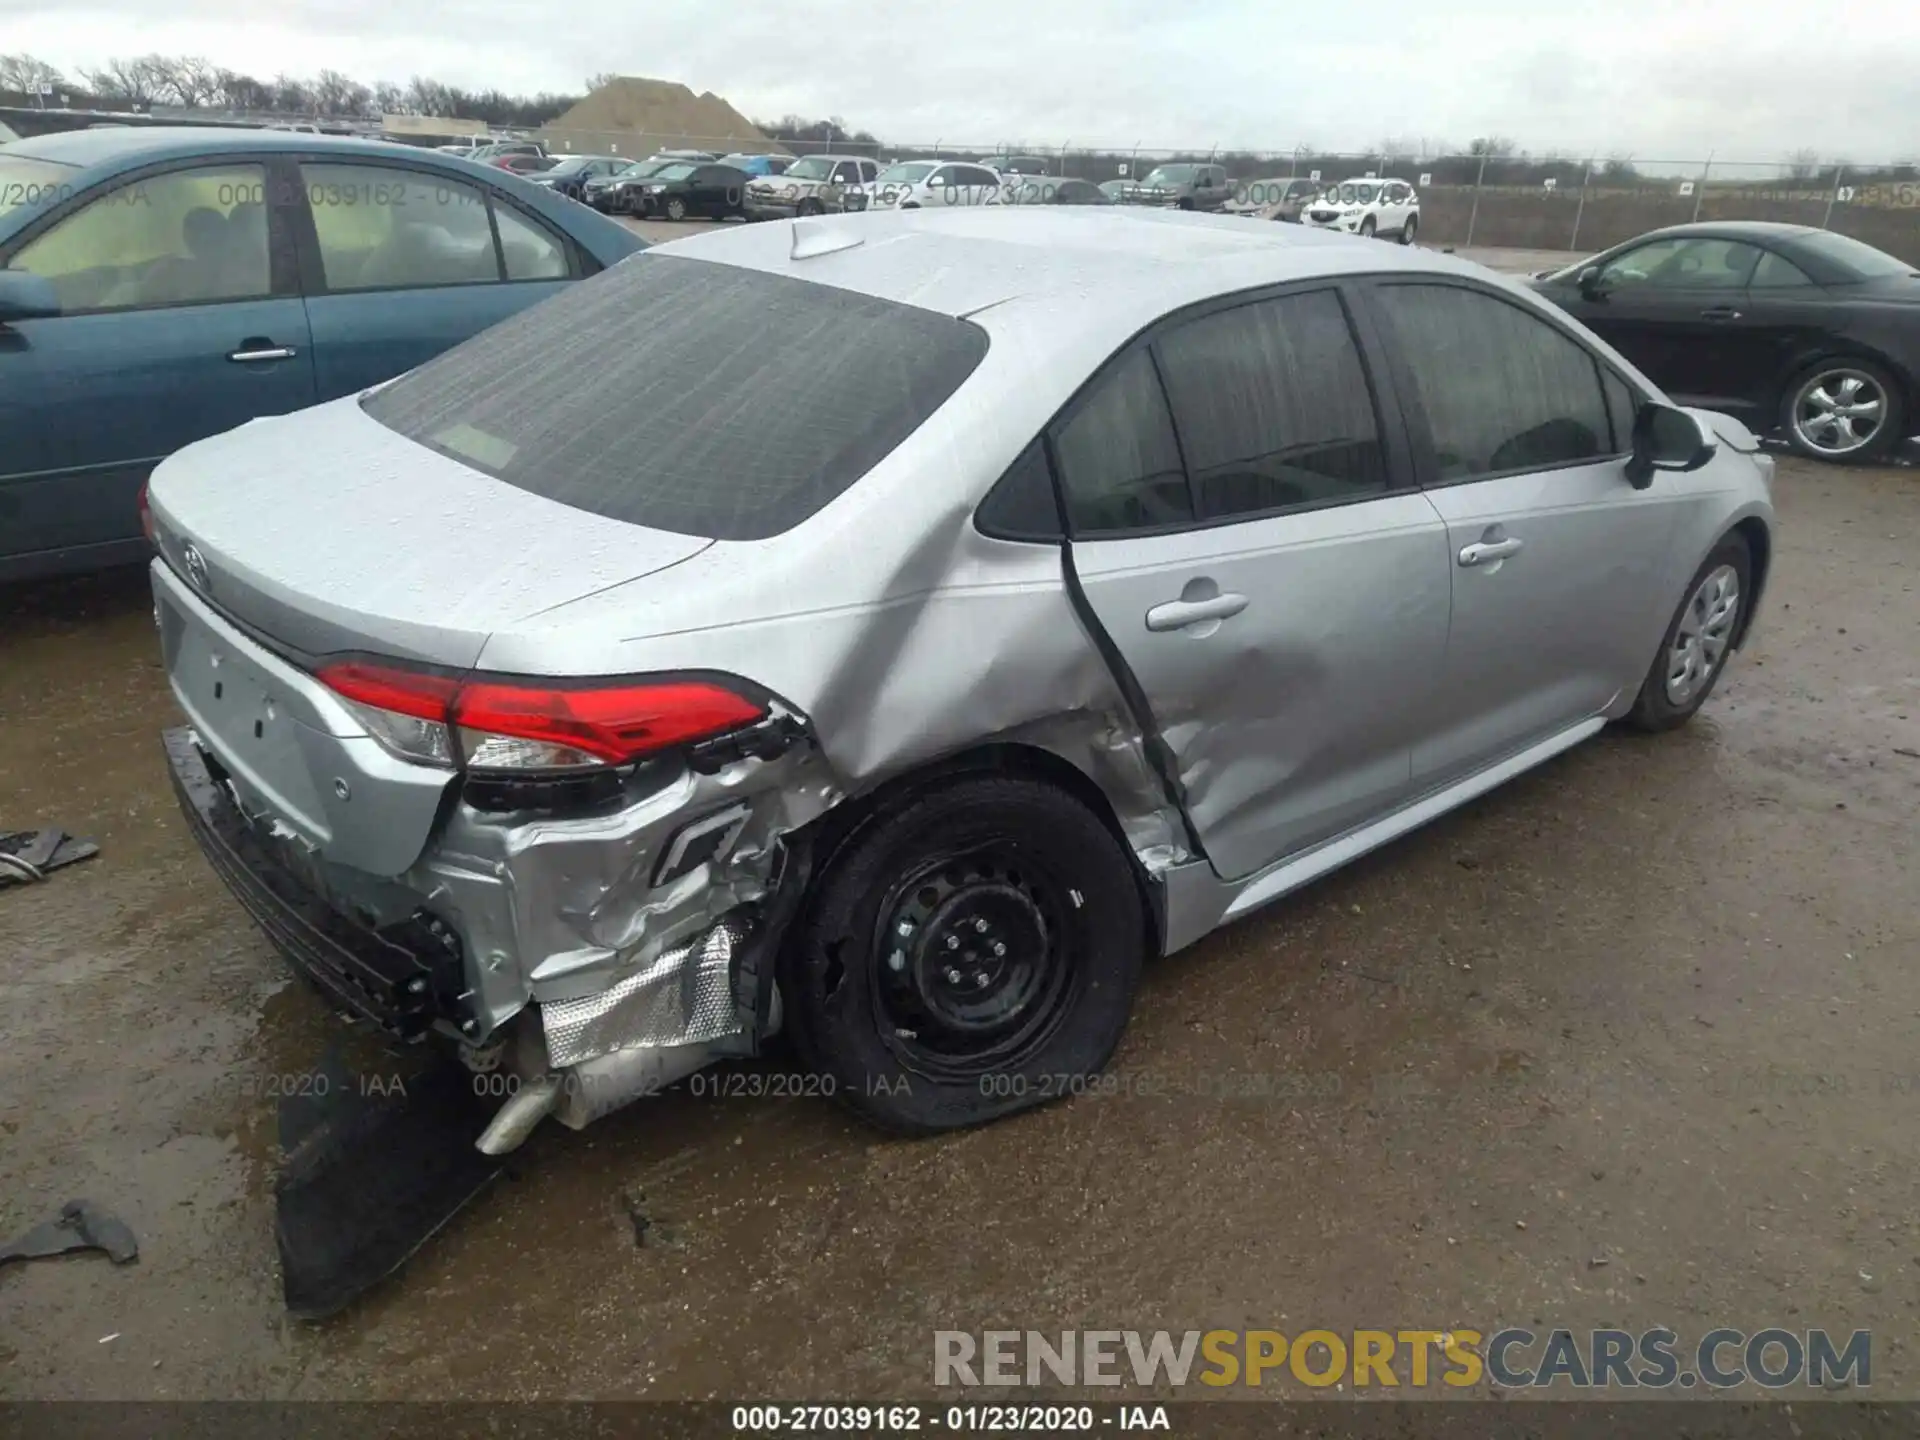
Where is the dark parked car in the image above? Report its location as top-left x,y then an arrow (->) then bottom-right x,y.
629,162 -> 751,221
531,154 -> 627,201
980,154 -> 1051,175
1530,222 -> 1920,463
0,127 -> 643,580
583,159 -> 672,214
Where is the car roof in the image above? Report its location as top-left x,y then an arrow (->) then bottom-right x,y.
7,124 -> 458,170
1620,220 -> 1818,244
652,205 -> 1510,353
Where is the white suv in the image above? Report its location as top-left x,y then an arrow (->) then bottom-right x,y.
1301,177 -> 1421,243
851,159 -> 1006,212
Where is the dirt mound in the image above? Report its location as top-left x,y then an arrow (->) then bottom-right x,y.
540,77 -> 782,154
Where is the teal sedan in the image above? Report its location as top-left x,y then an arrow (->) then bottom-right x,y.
0,126 -> 643,581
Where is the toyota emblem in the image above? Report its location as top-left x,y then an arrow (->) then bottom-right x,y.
183,543 -> 210,592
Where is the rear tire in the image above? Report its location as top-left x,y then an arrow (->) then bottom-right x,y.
1779,357 -> 1902,463
1399,214 -> 1418,245
1622,534 -> 1752,732
665,196 -> 687,222
783,776 -> 1147,1134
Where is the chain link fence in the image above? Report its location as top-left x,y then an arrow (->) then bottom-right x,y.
531,129 -> 1920,264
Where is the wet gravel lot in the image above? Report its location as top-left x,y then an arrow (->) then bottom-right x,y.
3,437 -> 1918,1398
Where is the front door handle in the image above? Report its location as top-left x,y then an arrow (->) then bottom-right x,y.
229,341 -> 296,363
1145,592 -> 1249,631
1458,537 -> 1524,567
1699,306 -> 1743,321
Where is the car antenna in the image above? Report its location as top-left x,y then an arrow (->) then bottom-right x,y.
790,218 -> 864,261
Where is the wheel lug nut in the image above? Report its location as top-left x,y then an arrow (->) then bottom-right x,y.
945,967 -> 962,985
973,918 -> 989,933
992,942 -> 1006,958
974,970 -> 990,988
945,934 -> 960,951
896,920 -> 914,938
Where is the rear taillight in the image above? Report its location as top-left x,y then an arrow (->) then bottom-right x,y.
138,481 -> 155,544
315,660 -> 767,773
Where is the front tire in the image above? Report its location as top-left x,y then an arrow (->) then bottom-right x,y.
783,776 -> 1147,1134
1359,215 -> 1377,238
665,196 -> 687,221
1780,357 -> 1902,463
1622,535 -> 1752,731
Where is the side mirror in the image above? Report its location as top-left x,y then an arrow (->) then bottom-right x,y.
1577,265 -> 1607,300
1625,403 -> 1716,489
0,269 -> 60,324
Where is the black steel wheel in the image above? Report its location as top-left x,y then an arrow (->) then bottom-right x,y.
783,774 -> 1147,1133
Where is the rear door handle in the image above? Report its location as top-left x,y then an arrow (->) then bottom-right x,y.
1458,537 -> 1524,567
229,342 -> 296,363
1145,592 -> 1249,631
1699,306 -> 1743,321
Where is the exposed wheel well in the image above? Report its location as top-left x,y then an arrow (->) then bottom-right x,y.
789,743 -> 1159,947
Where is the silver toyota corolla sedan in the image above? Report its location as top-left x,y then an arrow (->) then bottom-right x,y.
149,207 -> 1775,1154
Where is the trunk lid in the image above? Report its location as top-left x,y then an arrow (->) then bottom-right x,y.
146,396 -> 713,669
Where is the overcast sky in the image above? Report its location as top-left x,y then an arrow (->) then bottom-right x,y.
6,0 -> 1919,165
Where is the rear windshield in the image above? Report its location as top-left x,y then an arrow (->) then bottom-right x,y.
362,252 -> 989,541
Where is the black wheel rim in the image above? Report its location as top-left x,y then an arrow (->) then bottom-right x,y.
868,843 -> 1082,1079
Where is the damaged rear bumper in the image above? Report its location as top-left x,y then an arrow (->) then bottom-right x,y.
164,724 -> 807,1147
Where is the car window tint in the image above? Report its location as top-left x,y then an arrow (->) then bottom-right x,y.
1750,250 -> 1814,288
363,252 -> 988,541
831,161 -> 859,183
12,164 -> 270,313
959,166 -> 1000,188
976,439 -> 1062,539
302,163 -> 499,291
1051,347 -> 1192,533
493,203 -> 568,281
1376,284 -> 1610,481
1599,236 -> 1760,290
1154,291 -> 1388,519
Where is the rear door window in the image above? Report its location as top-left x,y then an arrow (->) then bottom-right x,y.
362,252 -> 988,540
301,163 -> 499,290
1154,290 -> 1389,518
1049,347 -> 1192,533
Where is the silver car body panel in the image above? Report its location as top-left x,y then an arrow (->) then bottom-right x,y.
149,206 -> 1775,1139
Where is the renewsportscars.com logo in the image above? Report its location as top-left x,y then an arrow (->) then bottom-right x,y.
934,1327 -> 1871,1390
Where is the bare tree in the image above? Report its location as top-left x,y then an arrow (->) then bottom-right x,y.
214,70 -> 275,111
81,54 -> 171,106
270,72 -> 316,112
585,72 -> 619,92
313,68 -> 372,116
0,53 -> 65,96
1468,135 -> 1517,158
1785,148 -> 1821,181
1600,151 -> 1637,179
406,75 -> 456,115
154,55 -> 222,107
372,80 -> 405,114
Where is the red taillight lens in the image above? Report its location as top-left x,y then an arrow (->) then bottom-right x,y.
138,481 -> 155,544
315,660 -> 766,770
453,678 -> 765,765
